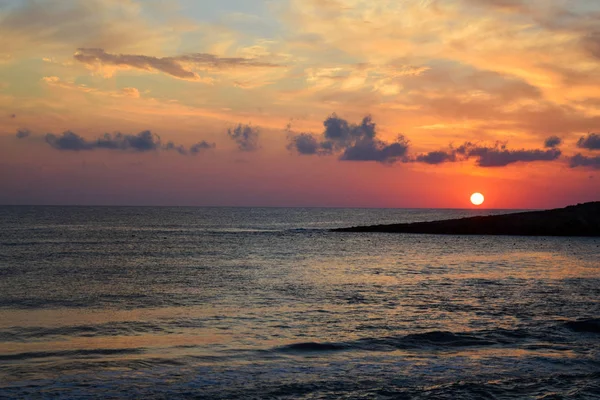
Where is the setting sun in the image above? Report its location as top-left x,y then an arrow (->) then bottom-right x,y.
471,193 -> 485,206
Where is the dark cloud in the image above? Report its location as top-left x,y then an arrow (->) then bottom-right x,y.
323,115 -> 355,146
286,133 -> 323,155
415,150 -> 457,165
411,140 -> 562,167
46,131 -> 95,150
340,135 -> 410,163
164,141 -> 188,155
39,130 -> 212,155
570,153 -> 600,169
228,124 -> 260,152
577,133 -> 600,150
74,48 -> 198,80
94,131 -> 161,151
458,142 -> 562,167
544,136 -> 562,148
476,148 -> 562,167
190,141 -> 216,154
10,114 -> 16,118
288,114 -> 409,164
15,129 -> 30,139
162,140 -> 216,155
73,48 -> 282,81
176,53 -> 282,69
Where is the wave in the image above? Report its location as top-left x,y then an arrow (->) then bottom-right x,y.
563,318 -> 600,333
0,317 -> 211,342
0,348 -> 143,361
276,331 -> 507,354
275,319 -> 600,354
278,342 -> 349,352
0,321 -> 172,342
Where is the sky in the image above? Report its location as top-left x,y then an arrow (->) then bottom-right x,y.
0,0 -> 599,208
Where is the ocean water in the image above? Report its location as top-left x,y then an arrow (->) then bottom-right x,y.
0,206 -> 599,399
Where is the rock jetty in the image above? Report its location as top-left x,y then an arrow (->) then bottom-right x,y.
333,202 -> 600,236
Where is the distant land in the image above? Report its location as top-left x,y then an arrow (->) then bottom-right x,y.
334,202 -> 600,237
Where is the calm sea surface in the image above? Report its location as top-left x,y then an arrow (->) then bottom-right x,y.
0,206 -> 599,399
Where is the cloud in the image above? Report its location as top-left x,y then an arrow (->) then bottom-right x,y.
190,141 -> 217,154
570,154 -> 600,169
176,53 -> 283,69
121,87 -> 140,98
415,150 -> 457,164
474,148 -> 562,167
456,141 -> 562,167
340,136 -> 410,163
15,129 -> 30,139
163,141 -> 188,155
577,133 -> 600,150
163,140 -> 216,155
73,48 -> 282,81
286,133 -> 322,155
43,76 -> 95,92
74,48 -> 199,80
45,131 -> 95,151
303,63 -> 430,96
544,136 -> 562,148
410,137 -> 563,167
42,76 -> 144,98
288,114 -> 410,164
227,124 -> 260,152
35,130 -> 213,155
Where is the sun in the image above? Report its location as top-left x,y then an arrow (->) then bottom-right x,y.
470,192 -> 485,206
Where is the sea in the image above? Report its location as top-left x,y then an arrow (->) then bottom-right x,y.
0,206 -> 599,399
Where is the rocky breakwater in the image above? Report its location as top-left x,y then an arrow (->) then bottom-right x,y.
334,202 -> 600,237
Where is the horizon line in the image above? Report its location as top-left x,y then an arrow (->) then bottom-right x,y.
0,203 -> 548,211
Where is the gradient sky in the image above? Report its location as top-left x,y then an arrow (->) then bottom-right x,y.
1,0 -> 599,208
